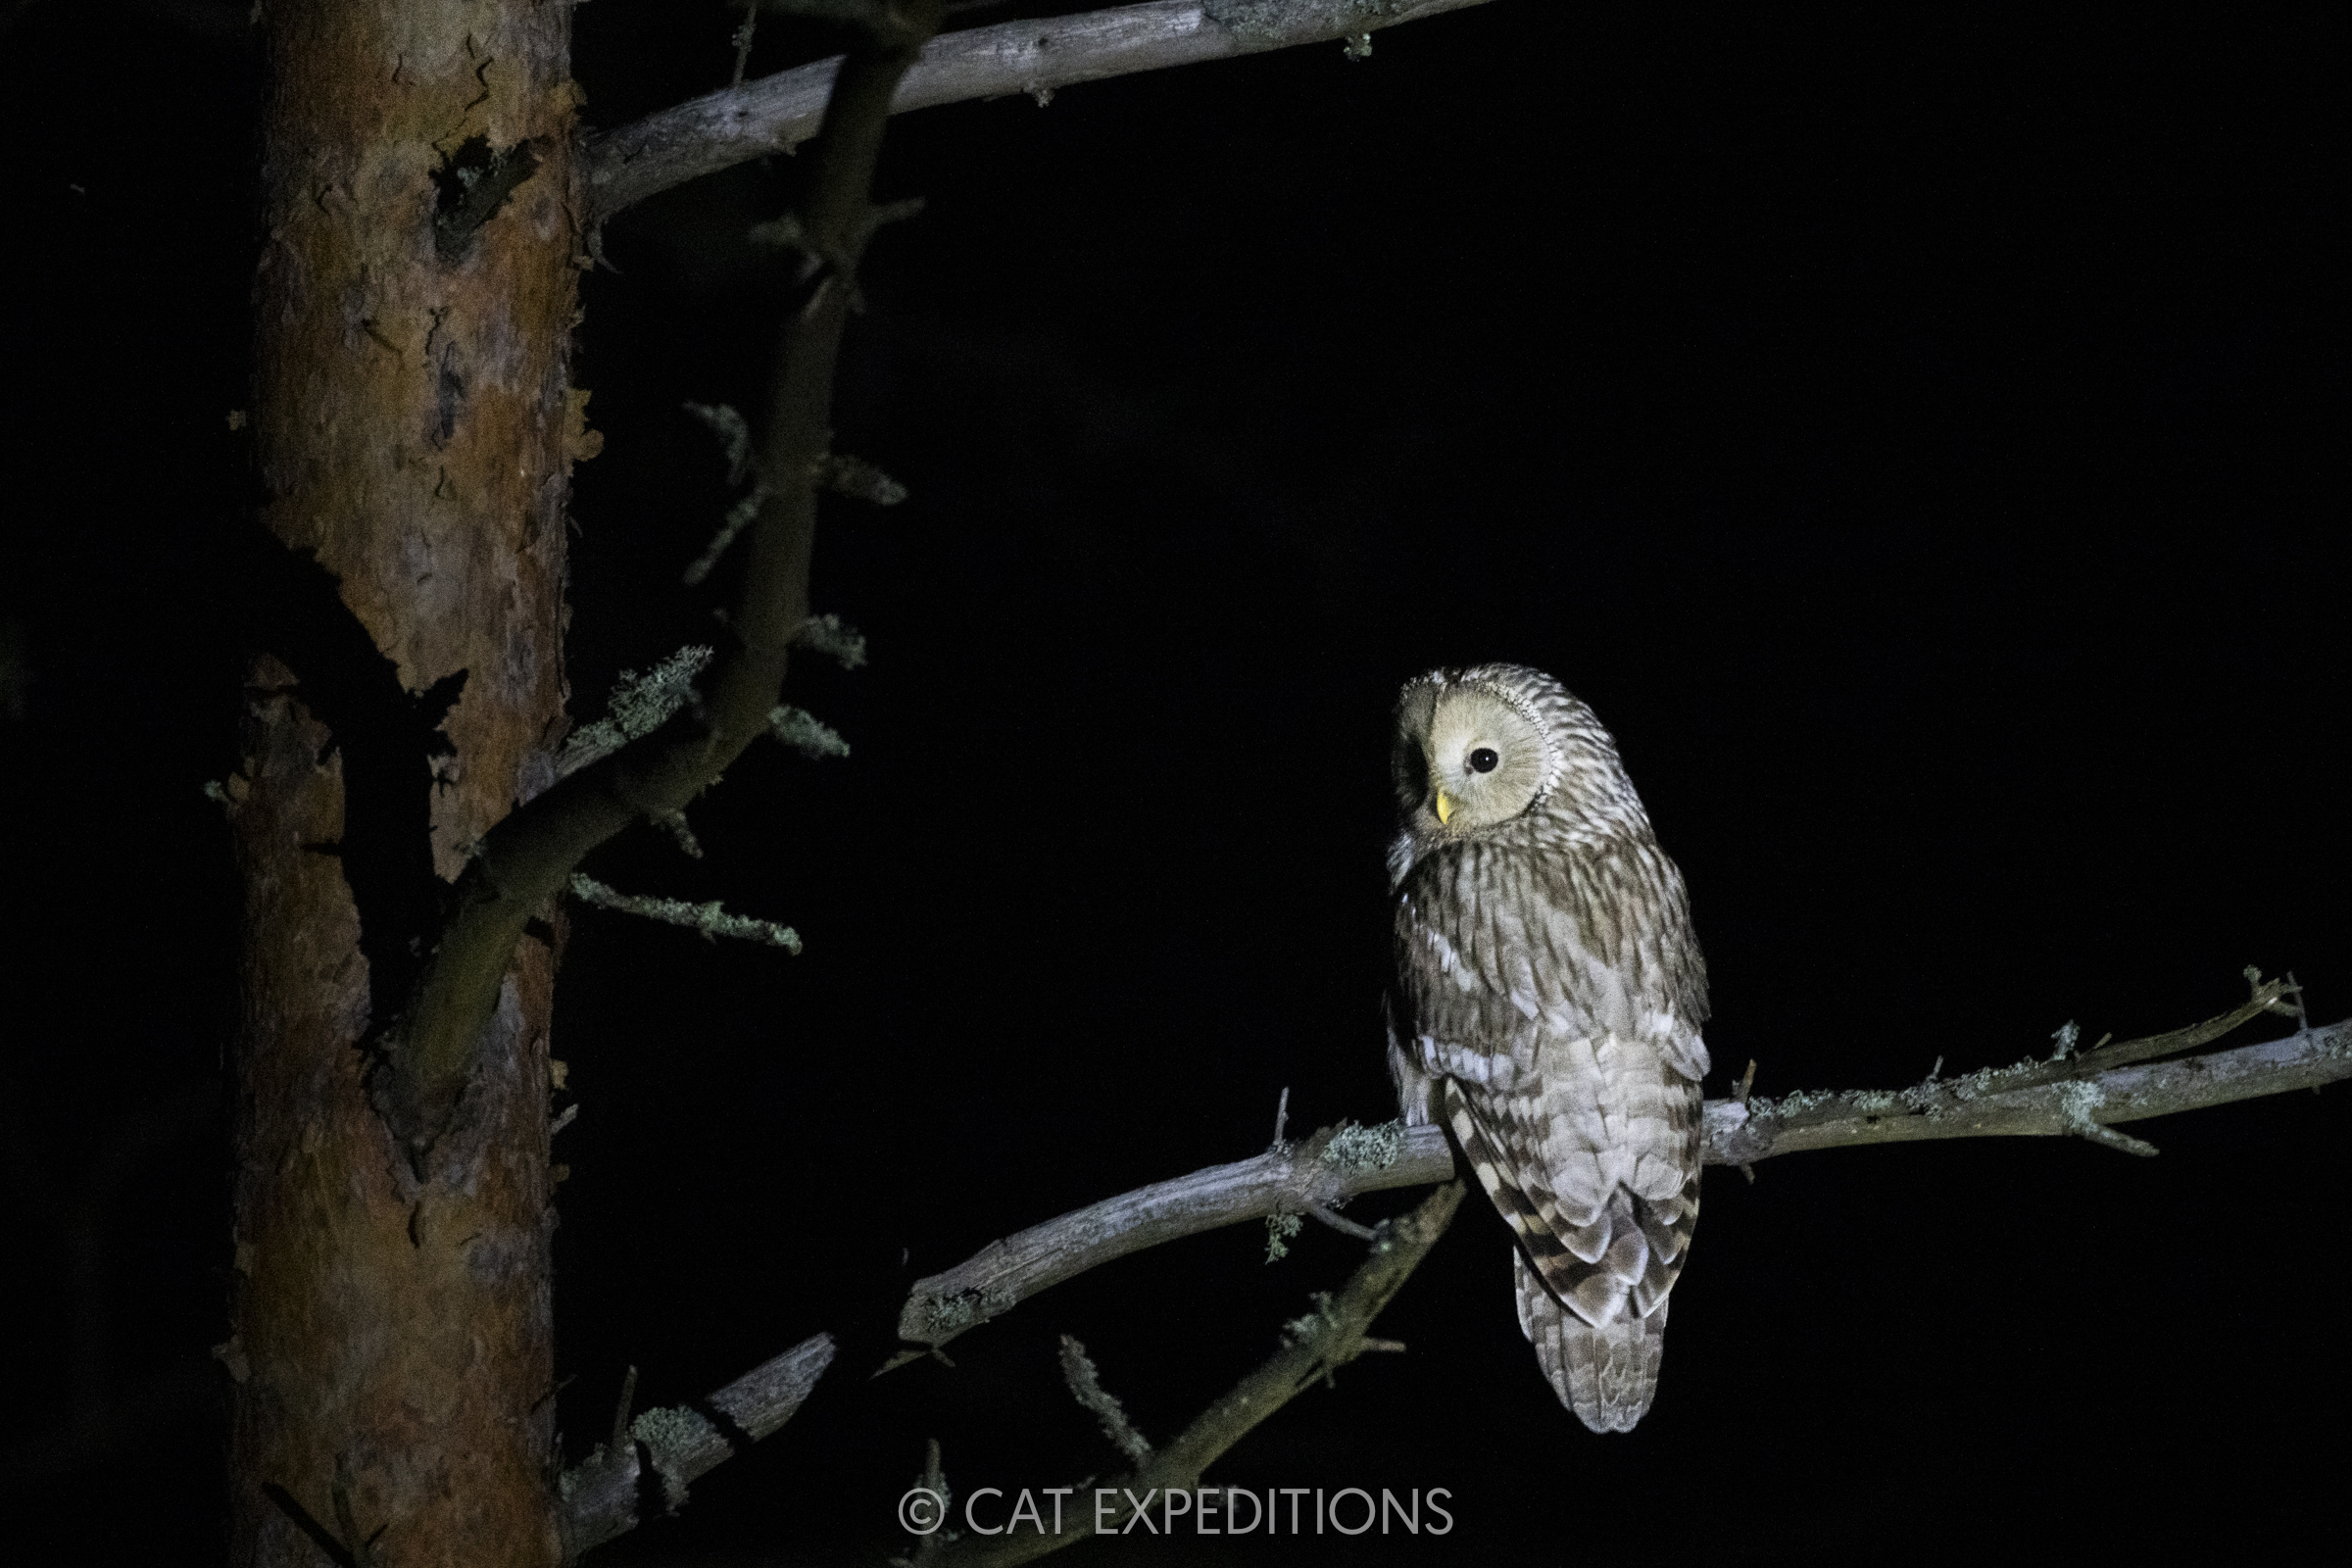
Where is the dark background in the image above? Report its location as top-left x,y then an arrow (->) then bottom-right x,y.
3,1 -> 2345,1561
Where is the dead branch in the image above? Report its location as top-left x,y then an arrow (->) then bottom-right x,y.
545,987 -> 2332,1551
894,979 -> 2344,1357
557,1332 -> 838,1557
373,1 -> 952,1161
1712,972 -> 2335,1163
584,0 -> 1500,221
892,1117 -> 1451,1361
552,982 -> 2341,1550
920,1183 -> 1465,1567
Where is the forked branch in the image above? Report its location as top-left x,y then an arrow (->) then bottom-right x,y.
371,2 -> 952,1160
555,979 -> 2341,1552
915,1184 -> 1466,1568
893,975 -> 2342,1356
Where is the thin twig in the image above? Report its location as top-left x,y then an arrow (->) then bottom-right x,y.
1303,1201 -> 1378,1241
585,0 -> 1501,220
368,0 -> 950,1164
610,1363 -> 638,1453
569,873 -> 803,952
1057,1335 -> 1153,1464
927,1184 -> 1465,1567
730,0 -> 758,87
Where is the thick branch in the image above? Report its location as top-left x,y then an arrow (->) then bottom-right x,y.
896,1002 -> 2348,1355
585,0 -> 1498,220
926,1183 -> 1465,1568
556,1332 -> 837,1557
375,3 -> 951,1159
895,1118 -> 1449,1357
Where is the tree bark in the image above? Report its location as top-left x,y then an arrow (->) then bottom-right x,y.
224,3 -> 584,1564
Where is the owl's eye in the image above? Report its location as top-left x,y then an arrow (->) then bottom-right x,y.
1469,748 -> 1499,773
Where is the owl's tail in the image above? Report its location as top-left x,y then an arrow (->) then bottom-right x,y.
1512,1249 -> 1666,1434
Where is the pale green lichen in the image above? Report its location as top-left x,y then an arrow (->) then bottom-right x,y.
1749,1086 -> 1837,1120
684,487 -> 768,586
1206,0 -> 1412,50
818,453 -> 907,507
2050,1019 -> 2081,1060
1948,1066 -> 1997,1102
794,612 -> 867,669
557,646 -> 714,776
2055,1078 -> 2105,1131
630,1405 -> 711,1509
1059,1335 -> 1154,1463
557,1447 -> 600,1499
1263,1210 -> 1302,1263
767,704 -> 850,759
1281,1290 -> 1338,1347
1321,1120 -> 1404,1171
683,401 -> 753,482
918,1287 -> 1012,1336
569,873 -> 802,953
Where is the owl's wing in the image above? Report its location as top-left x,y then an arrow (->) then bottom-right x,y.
1396,839 -> 1707,1323
1443,1077 -> 1649,1326
1395,839 -> 1708,1075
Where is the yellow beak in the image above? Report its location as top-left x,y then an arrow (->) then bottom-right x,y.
1434,789 -> 1455,826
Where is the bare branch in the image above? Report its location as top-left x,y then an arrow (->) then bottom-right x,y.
549,989 -> 2339,1549
1057,1335 -> 1154,1465
369,2 -> 950,1162
730,1 -> 760,88
893,1116 -> 1451,1359
926,1184 -> 1465,1567
585,0 -> 1501,220
557,1332 -> 838,1558
1716,1020 -> 2344,1163
569,873 -> 803,952
893,997 -> 2349,1358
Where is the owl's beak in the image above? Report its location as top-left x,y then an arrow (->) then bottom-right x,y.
1433,789 -> 1455,826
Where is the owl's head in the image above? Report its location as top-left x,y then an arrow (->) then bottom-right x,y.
1391,664 -> 1648,850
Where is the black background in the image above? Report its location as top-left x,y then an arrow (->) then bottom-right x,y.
3,2 -> 2345,1562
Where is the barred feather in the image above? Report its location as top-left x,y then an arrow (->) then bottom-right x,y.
1388,663 -> 1708,1435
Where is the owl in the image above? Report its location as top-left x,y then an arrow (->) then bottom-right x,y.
1387,663 -> 1709,1433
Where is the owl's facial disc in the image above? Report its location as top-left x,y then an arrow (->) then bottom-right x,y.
1423,687 -> 1545,831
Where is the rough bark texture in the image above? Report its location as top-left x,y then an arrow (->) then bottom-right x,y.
225,3 -> 584,1564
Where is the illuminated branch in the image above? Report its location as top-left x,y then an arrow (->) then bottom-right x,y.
893,975 -> 2341,1357
553,978 -> 2341,1551
584,0 -> 1501,220
556,1333 -> 838,1556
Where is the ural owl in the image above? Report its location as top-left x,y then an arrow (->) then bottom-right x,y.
1387,664 -> 1708,1433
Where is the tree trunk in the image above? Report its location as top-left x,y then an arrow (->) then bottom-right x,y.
223,4 -> 584,1563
